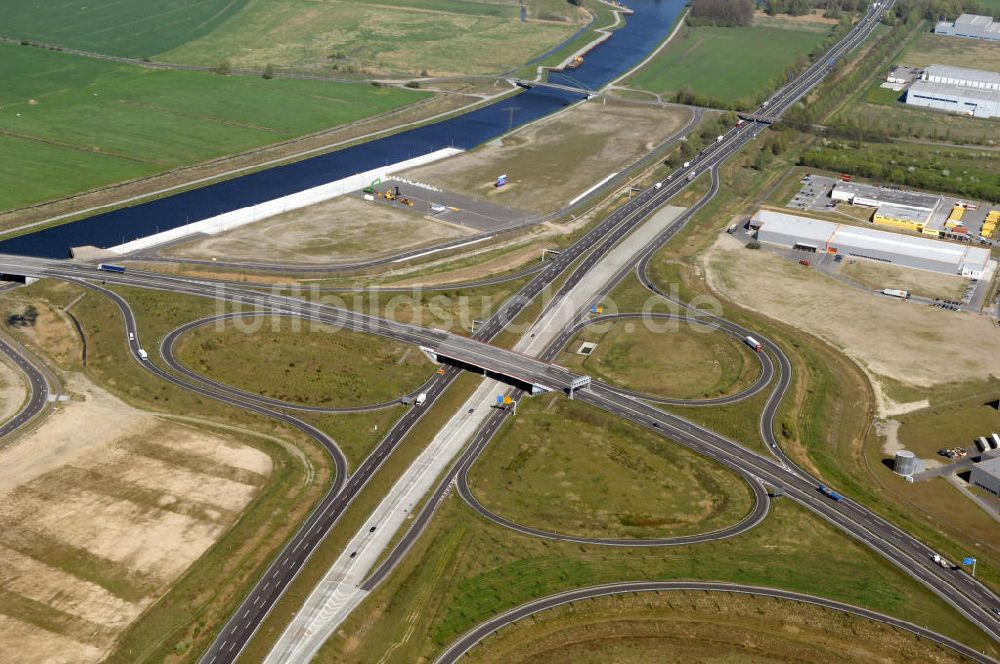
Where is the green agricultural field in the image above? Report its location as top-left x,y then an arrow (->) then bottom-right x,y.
626,22 -> 830,105
161,0 -> 585,76
557,319 -> 758,399
468,394 -> 754,539
174,317 -> 434,407
0,43 -> 427,212
2,0 -> 247,57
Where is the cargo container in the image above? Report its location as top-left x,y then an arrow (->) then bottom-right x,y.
798,259 -> 811,266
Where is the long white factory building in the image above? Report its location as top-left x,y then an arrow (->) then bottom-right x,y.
905,65 -> 1000,118
750,210 -> 991,277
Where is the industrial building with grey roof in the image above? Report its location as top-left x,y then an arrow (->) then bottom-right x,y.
934,13 -> 1000,41
904,64 -> 1000,118
750,210 -> 991,277
971,456 -> 1000,497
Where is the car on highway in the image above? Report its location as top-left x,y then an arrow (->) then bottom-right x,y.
430,204 -> 446,213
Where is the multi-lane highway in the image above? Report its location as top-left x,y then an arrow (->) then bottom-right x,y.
3,0 -> 998,660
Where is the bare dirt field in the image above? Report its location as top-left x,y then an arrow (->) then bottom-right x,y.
701,234 -> 1000,411
838,259 -> 968,300
0,374 -> 271,663
401,103 -> 692,214
166,194 -> 473,263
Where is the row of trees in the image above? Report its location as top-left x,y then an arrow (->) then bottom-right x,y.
688,0 -> 755,26
784,9 -> 919,124
799,144 -> 1000,201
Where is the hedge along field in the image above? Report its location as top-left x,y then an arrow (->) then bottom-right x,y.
2,0 -> 249,57
0,43 -> 428,212
626,23 -> 830,105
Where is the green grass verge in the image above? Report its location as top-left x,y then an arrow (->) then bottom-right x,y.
463,590 -> 971,663
173,317 -> 434,407
468,393 -> 755,539
556,318 -> 758,399
323,495 -> 997,662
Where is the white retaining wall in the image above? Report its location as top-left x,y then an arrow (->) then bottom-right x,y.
108,147 -> 463,255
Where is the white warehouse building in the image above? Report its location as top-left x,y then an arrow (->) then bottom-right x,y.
970,457 -> 1000,497
922,65 -> 1000,90
934,14 -> 1000,42
751,210 -> 991,277
905,65 -> 1000,118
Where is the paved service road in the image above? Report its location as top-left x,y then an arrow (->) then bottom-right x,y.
7,1 -> 998,660
0,330 -> 56,443
433,581 -> 1000,664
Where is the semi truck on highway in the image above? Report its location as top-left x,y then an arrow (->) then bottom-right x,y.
98,263 -> 125,273
932,554 -> 958,570
882,289 -> 910,299
817,484 -> 843,501
415,393 -> 427,406
744,336 -> 762,352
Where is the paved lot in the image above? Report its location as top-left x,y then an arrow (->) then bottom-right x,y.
355,178 -> 532,232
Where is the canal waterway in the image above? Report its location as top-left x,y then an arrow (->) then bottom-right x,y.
4,0 -> 685,258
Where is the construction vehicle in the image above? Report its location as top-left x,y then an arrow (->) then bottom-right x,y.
363,177 -> 382,195
398,197 -> 414,207
798,259 -> 811,266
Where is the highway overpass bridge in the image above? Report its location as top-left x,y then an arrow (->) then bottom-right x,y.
423,336 -> 591,397
507,78 -> 593,98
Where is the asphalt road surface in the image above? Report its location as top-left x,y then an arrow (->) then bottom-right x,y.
0,330 -> 54,442
5,1 -> 997,660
